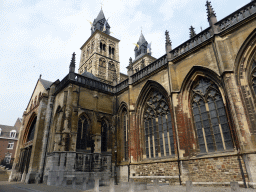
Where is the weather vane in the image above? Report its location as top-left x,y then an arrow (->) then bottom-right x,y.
100,0 -> 104,9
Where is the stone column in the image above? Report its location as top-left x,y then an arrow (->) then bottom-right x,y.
62,85 -> 73,151
26,94 -> 48,183
69,88 -> 79,151
38,84 -> 55,182
223,73 -> 256,187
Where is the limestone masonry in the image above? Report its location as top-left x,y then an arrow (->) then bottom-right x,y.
9,0 -> 256,188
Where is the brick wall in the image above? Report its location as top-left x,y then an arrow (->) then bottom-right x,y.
185,156 -> 247,183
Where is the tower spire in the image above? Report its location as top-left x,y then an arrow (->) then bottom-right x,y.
189,26 -> 196,38
69,52 -> 76,73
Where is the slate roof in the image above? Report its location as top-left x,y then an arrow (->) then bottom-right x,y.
133,52 -> 148,63
81,71 -> 99,81
40,79 -> 53,90
138,33 -> 147,45
95,9 -> 105,23
0,124 -> 19,139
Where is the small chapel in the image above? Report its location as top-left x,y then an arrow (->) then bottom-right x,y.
9,0 -> 256,188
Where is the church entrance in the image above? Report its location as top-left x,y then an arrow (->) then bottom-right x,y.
16,146 -> 32,177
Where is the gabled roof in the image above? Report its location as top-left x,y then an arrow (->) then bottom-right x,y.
39,79 -> 52,90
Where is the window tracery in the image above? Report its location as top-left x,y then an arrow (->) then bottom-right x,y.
27,117 -> 37,142
101,120 -> 108,152
122,111 -> 128,160
76,115 -> 91,151
99,58 -> 106,67
191,77 -> 233,153
144,91 -> 175,158
250,60 -> 256,95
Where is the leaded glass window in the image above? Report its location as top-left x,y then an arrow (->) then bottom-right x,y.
27,117 -> 37,142
144,91 -> 175,158
101,120 -> 108,152
250,60 -> 256,95
123,112 -> 128,161
76,116 -> 90,150
191,77 -> 233,153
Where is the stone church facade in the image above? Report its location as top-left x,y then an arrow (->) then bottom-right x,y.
9,0 -> 256,188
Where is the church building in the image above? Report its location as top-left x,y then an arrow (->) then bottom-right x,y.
9,0 -> 256,188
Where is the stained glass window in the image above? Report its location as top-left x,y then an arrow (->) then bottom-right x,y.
123,112 -> 128,160
191,77 -> 233,153
27,117 -> 37,142
144,91 -> 175,158
101,120 -> 108,152
76,116 -> 90,150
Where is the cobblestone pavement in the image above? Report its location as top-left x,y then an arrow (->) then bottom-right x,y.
0,181 -> 256,192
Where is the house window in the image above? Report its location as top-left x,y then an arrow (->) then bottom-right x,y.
0,128 -> 2,136
144,91 -> 175,158
7,142 -> 14,149
5,154 -> 12,164
10,130 -> 16,138
191,77 -> 233,153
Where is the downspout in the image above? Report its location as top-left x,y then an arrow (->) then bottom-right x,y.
165,30 -> 182,185
167,64 -> 182,185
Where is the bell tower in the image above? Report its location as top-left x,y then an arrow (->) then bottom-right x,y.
78,9 -> 120,84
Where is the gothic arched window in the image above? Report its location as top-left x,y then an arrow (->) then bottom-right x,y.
101,120 -> 108,152
191,77 -> 233,153
27,117 -> 37,142
99,58 -> 106,68
76,115 -> 90,151
144,91 -> 175,158
109,46 -> 111,55
91,42 -> 94,53
250,60 -> 256,95
122,110 -> 128,160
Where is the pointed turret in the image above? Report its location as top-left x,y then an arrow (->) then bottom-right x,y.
95,9 -> 105,23
206,1 -> 216,20
206,1 -> 218,33
69,52 -> 76,73
189,26 -> 196,38
134,31 -> 149,59
165,30 -> 172,61
91,9 -> 110,35
138,33 -> 147,45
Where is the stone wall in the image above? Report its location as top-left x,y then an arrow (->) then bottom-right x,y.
130,161 -> 179,184
183,155 -> 247,184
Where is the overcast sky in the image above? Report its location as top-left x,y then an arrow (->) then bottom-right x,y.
0,0 -> 249,126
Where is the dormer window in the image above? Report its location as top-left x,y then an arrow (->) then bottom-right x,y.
7,142 -> 14,149
10,130 -> 16,138
0,128 -> 1,136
